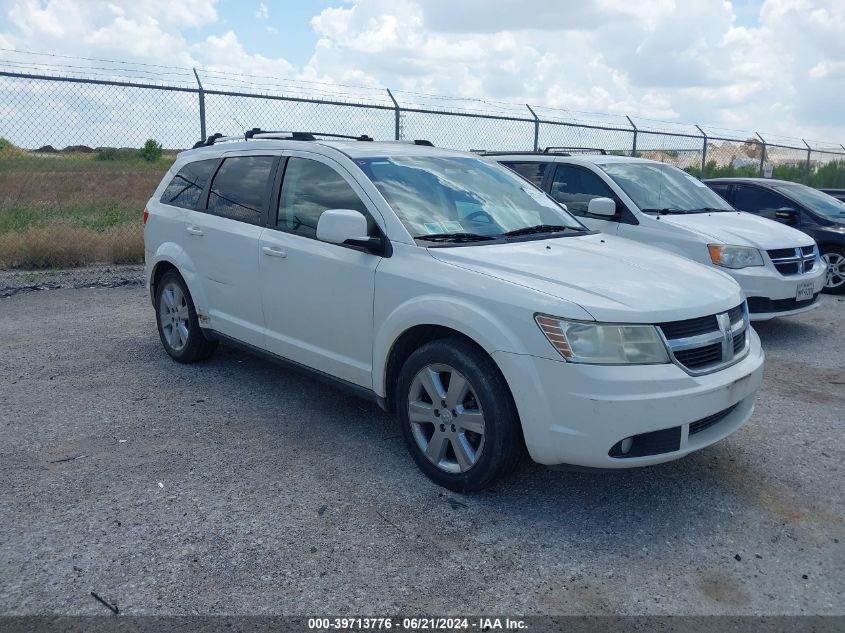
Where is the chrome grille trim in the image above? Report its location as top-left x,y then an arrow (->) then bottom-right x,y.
657,302 -> 750,376
767,246 -> 817,276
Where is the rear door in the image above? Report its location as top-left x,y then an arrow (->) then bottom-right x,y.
182,153 -> 278,347
258,153 -> 381,388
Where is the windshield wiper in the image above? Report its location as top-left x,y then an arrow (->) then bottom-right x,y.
502,224 -> 582,237
414,232 -> 496,243
688,207 -> 732,213
641,208 -> 687,215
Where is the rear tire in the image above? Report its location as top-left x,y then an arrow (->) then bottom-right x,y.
396,338 -> 525,493
155,270 -> 217,362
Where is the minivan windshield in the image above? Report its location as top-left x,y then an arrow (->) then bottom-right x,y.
356,156 -> 586,242
772,182 -> 845,219
599,162 -> 734,214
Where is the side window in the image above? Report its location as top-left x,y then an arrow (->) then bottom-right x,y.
160,159 -> 217,209
707,183 -> 731,202
732,185 -> 789,214
550,165 -> 617,216
502,162 -> 549,188
277,158 -> 369,239
207,156 -> 275,224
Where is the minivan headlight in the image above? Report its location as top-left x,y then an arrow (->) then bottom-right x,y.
707,244 -> 763,269
535,315 -> 670,364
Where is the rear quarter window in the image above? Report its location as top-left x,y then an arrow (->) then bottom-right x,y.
160,159 -> 218,209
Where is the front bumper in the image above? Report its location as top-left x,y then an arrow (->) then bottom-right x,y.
725,263 -> 826,320
492,328 -> 764,468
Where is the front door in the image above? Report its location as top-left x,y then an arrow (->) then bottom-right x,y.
547,164 -> 622,235
258,155 -> 381,388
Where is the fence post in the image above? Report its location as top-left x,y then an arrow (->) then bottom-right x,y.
626,116 -> 638,156
695,125 -> 707,178
803,139 -> 812,184
756,133 -> 766,177
386,88 -> 400,140
193,68 -> 206,143
526,104 -> 540,151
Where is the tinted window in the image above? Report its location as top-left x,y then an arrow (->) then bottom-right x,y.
550,165 -> 616,215
277,158 -> 369,239
706,183 -> 731,201
732,185 -> 790,214
503,162 -> 549,188
160,159 -> 217,209
207,156 -> 275,224
772,183 -> 845,219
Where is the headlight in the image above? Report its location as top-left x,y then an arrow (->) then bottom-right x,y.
535,315 -> 670,365
707,244 -> 764,269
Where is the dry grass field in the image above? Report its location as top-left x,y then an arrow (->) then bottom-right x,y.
0,144 -> 173,268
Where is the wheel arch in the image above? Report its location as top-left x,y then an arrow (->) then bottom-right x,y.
374,297 -> 527,412
148,243 -> 208,318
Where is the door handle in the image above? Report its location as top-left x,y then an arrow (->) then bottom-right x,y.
262,246 -> 287,258
186,226 -> 204,236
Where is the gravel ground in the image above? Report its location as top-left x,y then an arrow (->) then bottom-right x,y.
0,265 -> 143,298
0,287 -> 843,616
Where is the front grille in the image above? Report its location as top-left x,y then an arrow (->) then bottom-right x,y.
747,293 -> 820,314
768,246 -> 816,275
675,343 -> 722,369
658,303 -> 748,374
689,404 -> 739,436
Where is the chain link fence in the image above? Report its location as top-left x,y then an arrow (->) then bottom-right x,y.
2,66 -> 845,273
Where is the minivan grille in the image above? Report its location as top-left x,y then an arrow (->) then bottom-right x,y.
767,246 -> 816,276
658,303 -> 749,374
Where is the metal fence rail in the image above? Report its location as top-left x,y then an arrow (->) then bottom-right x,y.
1,66 -> 844,271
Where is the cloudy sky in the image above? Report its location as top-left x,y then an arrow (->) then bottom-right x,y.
0,0 -> 843,144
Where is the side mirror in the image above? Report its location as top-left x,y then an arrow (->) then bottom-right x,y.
774,207 -> 798,225
587,197 -> 617,217
316,209 -> 383,253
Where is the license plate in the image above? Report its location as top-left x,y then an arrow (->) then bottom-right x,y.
796,281 -> 814,301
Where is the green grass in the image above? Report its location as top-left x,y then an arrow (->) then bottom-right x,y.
0,202 -> 140,234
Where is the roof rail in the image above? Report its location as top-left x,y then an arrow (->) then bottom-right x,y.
544,146 -> 608,155
479,151 -> 553,157
413,139 -> 434,146
192,129 -> 375,148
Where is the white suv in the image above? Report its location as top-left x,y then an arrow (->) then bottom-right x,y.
491,153 -> 826,320
144,133 -> 764,492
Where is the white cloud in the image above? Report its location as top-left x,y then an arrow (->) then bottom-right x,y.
0,0 -> 843,145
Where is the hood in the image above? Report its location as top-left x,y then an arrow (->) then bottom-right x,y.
428,233 -> 743,323
659,211 -> 815,249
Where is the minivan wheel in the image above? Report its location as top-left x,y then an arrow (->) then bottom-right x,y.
155,270 -> 217,362
396,338 -> 524,492
821,247 -> 845,294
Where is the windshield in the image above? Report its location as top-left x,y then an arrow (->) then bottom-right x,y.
355,156 -> 585,242
599,162 -> 734,214
772,183 -> 845,219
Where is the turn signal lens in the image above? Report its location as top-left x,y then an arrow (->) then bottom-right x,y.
143,208 -> 149,225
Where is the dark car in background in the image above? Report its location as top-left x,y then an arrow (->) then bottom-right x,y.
820,189 -> 845,204
704,178 -> 845,294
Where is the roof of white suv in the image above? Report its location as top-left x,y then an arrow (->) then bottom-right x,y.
489,153 -> 659,166
181,139 -> 471,160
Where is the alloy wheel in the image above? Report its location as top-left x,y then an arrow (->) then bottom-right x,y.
823,252 -> 845,290
407,364 -> 486,473
159,282 -> 190,352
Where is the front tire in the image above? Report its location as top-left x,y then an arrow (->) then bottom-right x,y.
821,246 -> 845,294
155,270 -> 217,362
396,338 -> 525,493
